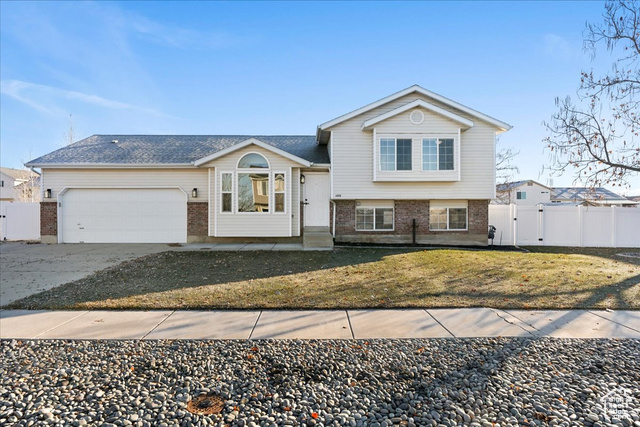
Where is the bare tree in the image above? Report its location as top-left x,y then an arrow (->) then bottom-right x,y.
496,140 -> 520,184
15,173 -> 41,203
544,0 -> 640,187
63,114 -> 75,145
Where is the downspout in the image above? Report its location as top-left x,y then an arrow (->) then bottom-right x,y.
330,200 -> 336,238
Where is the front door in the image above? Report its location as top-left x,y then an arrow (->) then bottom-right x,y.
303,173 -> 330,227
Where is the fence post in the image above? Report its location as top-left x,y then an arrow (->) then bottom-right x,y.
512,204 -> 518,246
611,206 -> 617,247
578,205 -> 583,247
538,204 -> 544,245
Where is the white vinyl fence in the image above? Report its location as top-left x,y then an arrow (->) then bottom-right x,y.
489,204 -> 640,248
0,202 -> 40,241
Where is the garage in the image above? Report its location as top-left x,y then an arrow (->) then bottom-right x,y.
60,188 -> 187,243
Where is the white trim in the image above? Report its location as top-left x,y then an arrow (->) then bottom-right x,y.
29,163 -> 194,169
208,168 -> 212,237
236,152 -> 271,169
329,133 -> 334,197
409,109 -> 425,125
428,203 -> 469,232
362,99 -> 475,130
56,186 -> 188,244
273,171 -> 287,215
288,167 -> 292,237
296,170 -> 301,236
457,128 -> 462,182
317,85 -> 511,134
372,128 -> 377,182
219,171 -> 234,215
193,138 -> 312,167
355,205 -> 395,232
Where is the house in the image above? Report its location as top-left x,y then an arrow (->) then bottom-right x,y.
494,180 -> 551,205
495,180 -> 638,207
0,167 -> 40,203
551,187 -> 638,207
25,85 -> 511,246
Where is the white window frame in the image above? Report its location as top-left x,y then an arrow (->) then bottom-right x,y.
379,137 -> 412,172
355,205 -> 395,231
220,171 -> 234,214
273,171 -> 286,214
429,204 -> 468,231
236,171 -> 270,215
516,191 -> 526,200
421,138 -> 455,171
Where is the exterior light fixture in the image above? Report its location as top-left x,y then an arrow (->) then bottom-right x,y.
45,189 -> 52,198
300,175 -> 305,184
192,188 -> 198,198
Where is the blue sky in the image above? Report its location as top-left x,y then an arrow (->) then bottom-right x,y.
1,1 -> 638,194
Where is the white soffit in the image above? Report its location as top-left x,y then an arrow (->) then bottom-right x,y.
361,99 -> 474,130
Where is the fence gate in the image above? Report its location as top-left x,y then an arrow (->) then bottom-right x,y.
0,202 -> 40,241
488,204 -> 640,248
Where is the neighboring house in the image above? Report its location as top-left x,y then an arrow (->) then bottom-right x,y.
0,167 -> 40,203
551,187 -> 638,207
494,180 -> 551,205
495,180 -> 638,207
26,85 -> 511,246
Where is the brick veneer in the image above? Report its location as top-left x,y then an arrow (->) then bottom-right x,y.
334,199 -> 489,245
187,202 -> 208,237
40,202 -> 57,237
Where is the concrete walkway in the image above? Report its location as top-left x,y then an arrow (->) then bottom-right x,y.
1,308 -> 638,340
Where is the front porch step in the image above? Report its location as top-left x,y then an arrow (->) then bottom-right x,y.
303,227 -> 334,249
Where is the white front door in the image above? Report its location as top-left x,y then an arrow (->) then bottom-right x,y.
303,173 -> 330,227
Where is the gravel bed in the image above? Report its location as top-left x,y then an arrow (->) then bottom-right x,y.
1,338 -> 639,426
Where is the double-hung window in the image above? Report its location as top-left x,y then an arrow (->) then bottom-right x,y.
429,205 -> 467,231
221,173 -> 233,213
380,138 -> 412,171
422,138 -> 454,171
274,173 -> 285,213
356,206 -> 394,230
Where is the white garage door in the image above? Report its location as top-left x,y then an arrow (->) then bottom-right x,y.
61,188 -> 187,243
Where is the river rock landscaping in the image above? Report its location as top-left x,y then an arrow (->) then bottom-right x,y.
1,338 -> 639,426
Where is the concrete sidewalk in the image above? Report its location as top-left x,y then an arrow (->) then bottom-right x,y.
1,308 -> 638,340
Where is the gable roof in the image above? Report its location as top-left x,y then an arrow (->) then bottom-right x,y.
317,84 -> 512,142
25,135 -> 329,168
0,167 -> 39,181
496,180 -> 551,192
361,99 -> 474,130
551,187 -> 629,202
193,138 -> 311,167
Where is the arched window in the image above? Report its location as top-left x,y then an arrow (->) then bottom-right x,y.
222,152 -> 286,214
238,153 -> 269,169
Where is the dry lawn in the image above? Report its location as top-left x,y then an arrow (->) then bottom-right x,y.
8,247 -> 640,310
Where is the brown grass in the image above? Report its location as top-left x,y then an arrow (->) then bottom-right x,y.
8,247 -> 640,310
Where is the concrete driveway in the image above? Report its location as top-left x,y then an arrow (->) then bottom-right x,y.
0,242 -> 178,306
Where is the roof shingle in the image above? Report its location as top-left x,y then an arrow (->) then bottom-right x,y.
26,135 -> 329,166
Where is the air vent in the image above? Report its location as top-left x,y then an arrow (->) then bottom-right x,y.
409,110 -> 424,125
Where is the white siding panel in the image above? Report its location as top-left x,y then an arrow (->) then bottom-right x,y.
43,169 -> 208,202
374,108 -> 461,134
207,145 -> 300,237
330,93 -> 498,200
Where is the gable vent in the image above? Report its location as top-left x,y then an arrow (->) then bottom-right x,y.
409,110 -> 424,125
